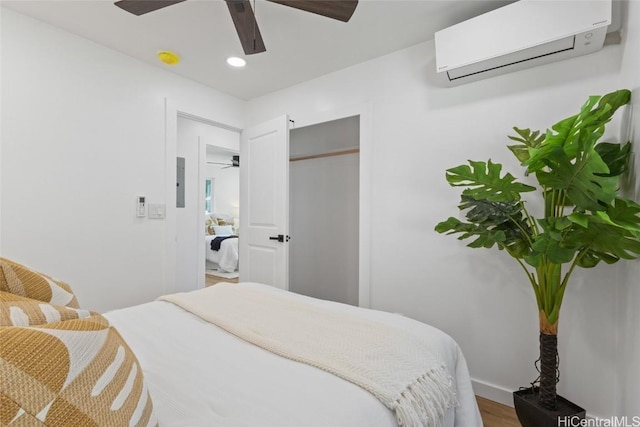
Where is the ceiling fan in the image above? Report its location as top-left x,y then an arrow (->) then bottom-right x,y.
208,155 -> 240,169
114,0 -> 359,55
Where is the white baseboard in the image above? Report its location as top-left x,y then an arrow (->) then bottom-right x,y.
472,378 -> 515,407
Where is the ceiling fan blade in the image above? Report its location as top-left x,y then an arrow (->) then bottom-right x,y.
114,0 -> 187,16
267,0 -> 358,22
225,0 -> 266,55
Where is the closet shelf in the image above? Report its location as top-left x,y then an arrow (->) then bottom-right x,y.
289,147 -> 359,162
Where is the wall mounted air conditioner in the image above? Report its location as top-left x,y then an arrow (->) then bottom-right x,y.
434,0 -> 613,86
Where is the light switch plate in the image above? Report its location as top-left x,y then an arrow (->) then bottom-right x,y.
148,204 -> 166,219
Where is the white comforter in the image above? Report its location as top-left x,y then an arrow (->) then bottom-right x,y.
106,283 -> 482,427
205,235 -> 238,272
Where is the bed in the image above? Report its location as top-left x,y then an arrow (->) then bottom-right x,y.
105,283 -> 482,427
205,234 -> 239,273
205,214 -> 239,273
1,257 -> 482,427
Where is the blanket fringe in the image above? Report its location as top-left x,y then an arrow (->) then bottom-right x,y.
393,364 -> 458,427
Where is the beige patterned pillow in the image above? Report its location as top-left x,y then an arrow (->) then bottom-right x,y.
0,314 -> 157,426
0,291 -> 94,327
206,216 -> 218,235
0,257 -> 79,308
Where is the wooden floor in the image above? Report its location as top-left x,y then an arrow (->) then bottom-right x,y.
205,274 -> 519,425
477,396 -> 520,426
205,274 -> 239,286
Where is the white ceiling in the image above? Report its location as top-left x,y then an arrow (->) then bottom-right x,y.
207,145 -> 237,158
2,0 -> 515,100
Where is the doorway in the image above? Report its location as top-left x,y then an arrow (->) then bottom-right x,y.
204,145 -> 240,285
289,116 -> 360,305
174,115 -> 240,293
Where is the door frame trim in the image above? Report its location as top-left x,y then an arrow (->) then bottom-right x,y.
291,103 -> 372,308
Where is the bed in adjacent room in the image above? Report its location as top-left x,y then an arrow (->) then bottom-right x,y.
205,215 -> 239,273
205,233 -> 238,273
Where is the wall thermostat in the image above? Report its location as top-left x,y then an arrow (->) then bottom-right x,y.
137,195 -> 146,217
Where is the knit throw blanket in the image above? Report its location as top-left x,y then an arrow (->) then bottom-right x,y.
159,283 -> 457,427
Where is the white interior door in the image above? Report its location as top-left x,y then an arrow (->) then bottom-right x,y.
239,115 -> 290,289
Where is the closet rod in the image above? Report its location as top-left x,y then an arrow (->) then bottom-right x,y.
290,147 -> 359,162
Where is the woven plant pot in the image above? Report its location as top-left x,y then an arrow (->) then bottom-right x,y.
513,387 -> 586,427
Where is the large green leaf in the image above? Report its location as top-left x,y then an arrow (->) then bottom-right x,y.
597,198 -> 640,233
526,90 -> 631,174
534,147 -> 617,211
434,216 -> 507,249
458,195 -> 521,225
507,127 -> 545,165
445,160 -> 536,202
563,199 -> 640,267
567,199 -> 640,231
435,196 -> 533,258
568,222 -> 640,267
595,142 -> 631,177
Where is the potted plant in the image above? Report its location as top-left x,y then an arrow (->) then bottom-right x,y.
435,89 -> 640,425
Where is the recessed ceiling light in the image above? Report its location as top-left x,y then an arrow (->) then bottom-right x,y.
227,57 -> 246,68
157,51 -> 180,65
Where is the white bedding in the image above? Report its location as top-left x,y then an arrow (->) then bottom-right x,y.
205,235 -> 239,273
106,283 -> 482,427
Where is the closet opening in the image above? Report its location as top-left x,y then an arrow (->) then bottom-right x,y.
289,115 -> 360,305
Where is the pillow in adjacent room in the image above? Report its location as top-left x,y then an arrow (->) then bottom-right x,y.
0,314 -> 157,427
0,291 -> 93,327
0,257 -> 80,308
206,216 -> 218,235
213,225 -> 234,236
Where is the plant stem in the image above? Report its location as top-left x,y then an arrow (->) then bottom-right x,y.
555,249 -> 589,313
519,201 -> 539,236
538,330 -> 559,410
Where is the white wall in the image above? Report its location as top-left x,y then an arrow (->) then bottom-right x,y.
618,0 -> 640,416
246,28 -> 631,416
175,118 -> 201,293
204,153 -> 240,217
0,8 -> 245,312
0,7 -> 3,255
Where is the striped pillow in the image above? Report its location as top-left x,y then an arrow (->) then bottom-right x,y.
0,314 -> 157,426
0,291 -> 93,327
0,257 -> 79,308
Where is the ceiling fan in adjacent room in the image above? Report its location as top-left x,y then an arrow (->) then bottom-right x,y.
114,0 -> 359,55
208,155 -> 240,169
